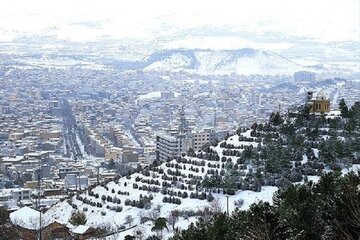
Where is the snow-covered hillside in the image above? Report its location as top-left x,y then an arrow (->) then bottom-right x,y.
144,53 -> 194,72
37,118 -> 360,239
143,48 -> 305,75
43,130 -> 279,239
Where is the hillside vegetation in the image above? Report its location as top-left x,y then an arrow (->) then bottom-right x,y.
43,100 -> 359,239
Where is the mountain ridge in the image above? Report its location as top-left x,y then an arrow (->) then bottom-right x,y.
102,48 -> 308,75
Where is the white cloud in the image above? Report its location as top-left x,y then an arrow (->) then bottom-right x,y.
0,0 -> 358,43
165,37 -> 295,50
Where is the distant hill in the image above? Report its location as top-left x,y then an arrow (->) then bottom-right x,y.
143,48 -> 304,75
104,48 -> 307,75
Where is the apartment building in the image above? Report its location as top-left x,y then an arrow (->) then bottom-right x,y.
0,188 -> 32,202
156,133 -> 182,162
191,131 -> 211,151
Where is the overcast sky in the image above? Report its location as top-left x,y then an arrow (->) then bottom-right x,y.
0,0 -> 358,45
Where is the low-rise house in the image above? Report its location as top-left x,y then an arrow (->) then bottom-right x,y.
72,225 -> 97,240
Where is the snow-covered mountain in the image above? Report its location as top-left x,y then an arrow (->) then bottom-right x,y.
142,48 -> 305,75
5,42 -> 357,75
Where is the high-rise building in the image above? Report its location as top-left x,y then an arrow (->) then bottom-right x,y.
156,134 -> 182,161
156,107 -> 219,161
156,106 -> 191,161
156,129 -> 215,161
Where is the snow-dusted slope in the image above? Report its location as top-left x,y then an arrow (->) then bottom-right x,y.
43,130 -> 278,238
38,126 -> 360,239
143,48 -> 304,75
144,53 -> 193,72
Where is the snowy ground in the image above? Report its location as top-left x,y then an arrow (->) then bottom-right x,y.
19,129 -> 358,240
37,130 -> 281,239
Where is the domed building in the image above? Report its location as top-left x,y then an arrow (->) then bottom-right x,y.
307,90 -> 330,113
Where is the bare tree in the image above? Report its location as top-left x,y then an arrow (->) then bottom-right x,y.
125,215 -> 134,226
168,210 -> 180,232
147,208 -> 160,222
198,206 -> 213,224
11,217 -> 25,228
234,199 -> 244,208
132,225 -> 145,240
154,204 -> 162,213
28,216 -> 47,231
138,211 -> 146,224
94,222 -> 116,240
210,197 -> 223,213
27,216 -> 48,240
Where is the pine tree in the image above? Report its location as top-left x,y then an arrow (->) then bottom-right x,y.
152,217 -> 168,239
124,235 -> 135,240
339,98 -> 349,118
69,210 -> 87,226
206,192 -> 215,202
273,111 -> 283,126
0,207 -> 8,224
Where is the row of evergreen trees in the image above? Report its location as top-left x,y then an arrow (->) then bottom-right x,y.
171,171 -> 360,240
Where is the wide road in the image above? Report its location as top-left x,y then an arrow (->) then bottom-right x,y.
62,99 -> 83,161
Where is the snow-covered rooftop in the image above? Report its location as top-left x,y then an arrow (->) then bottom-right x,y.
72,225 -> 90,234
10,206 -> 42,230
